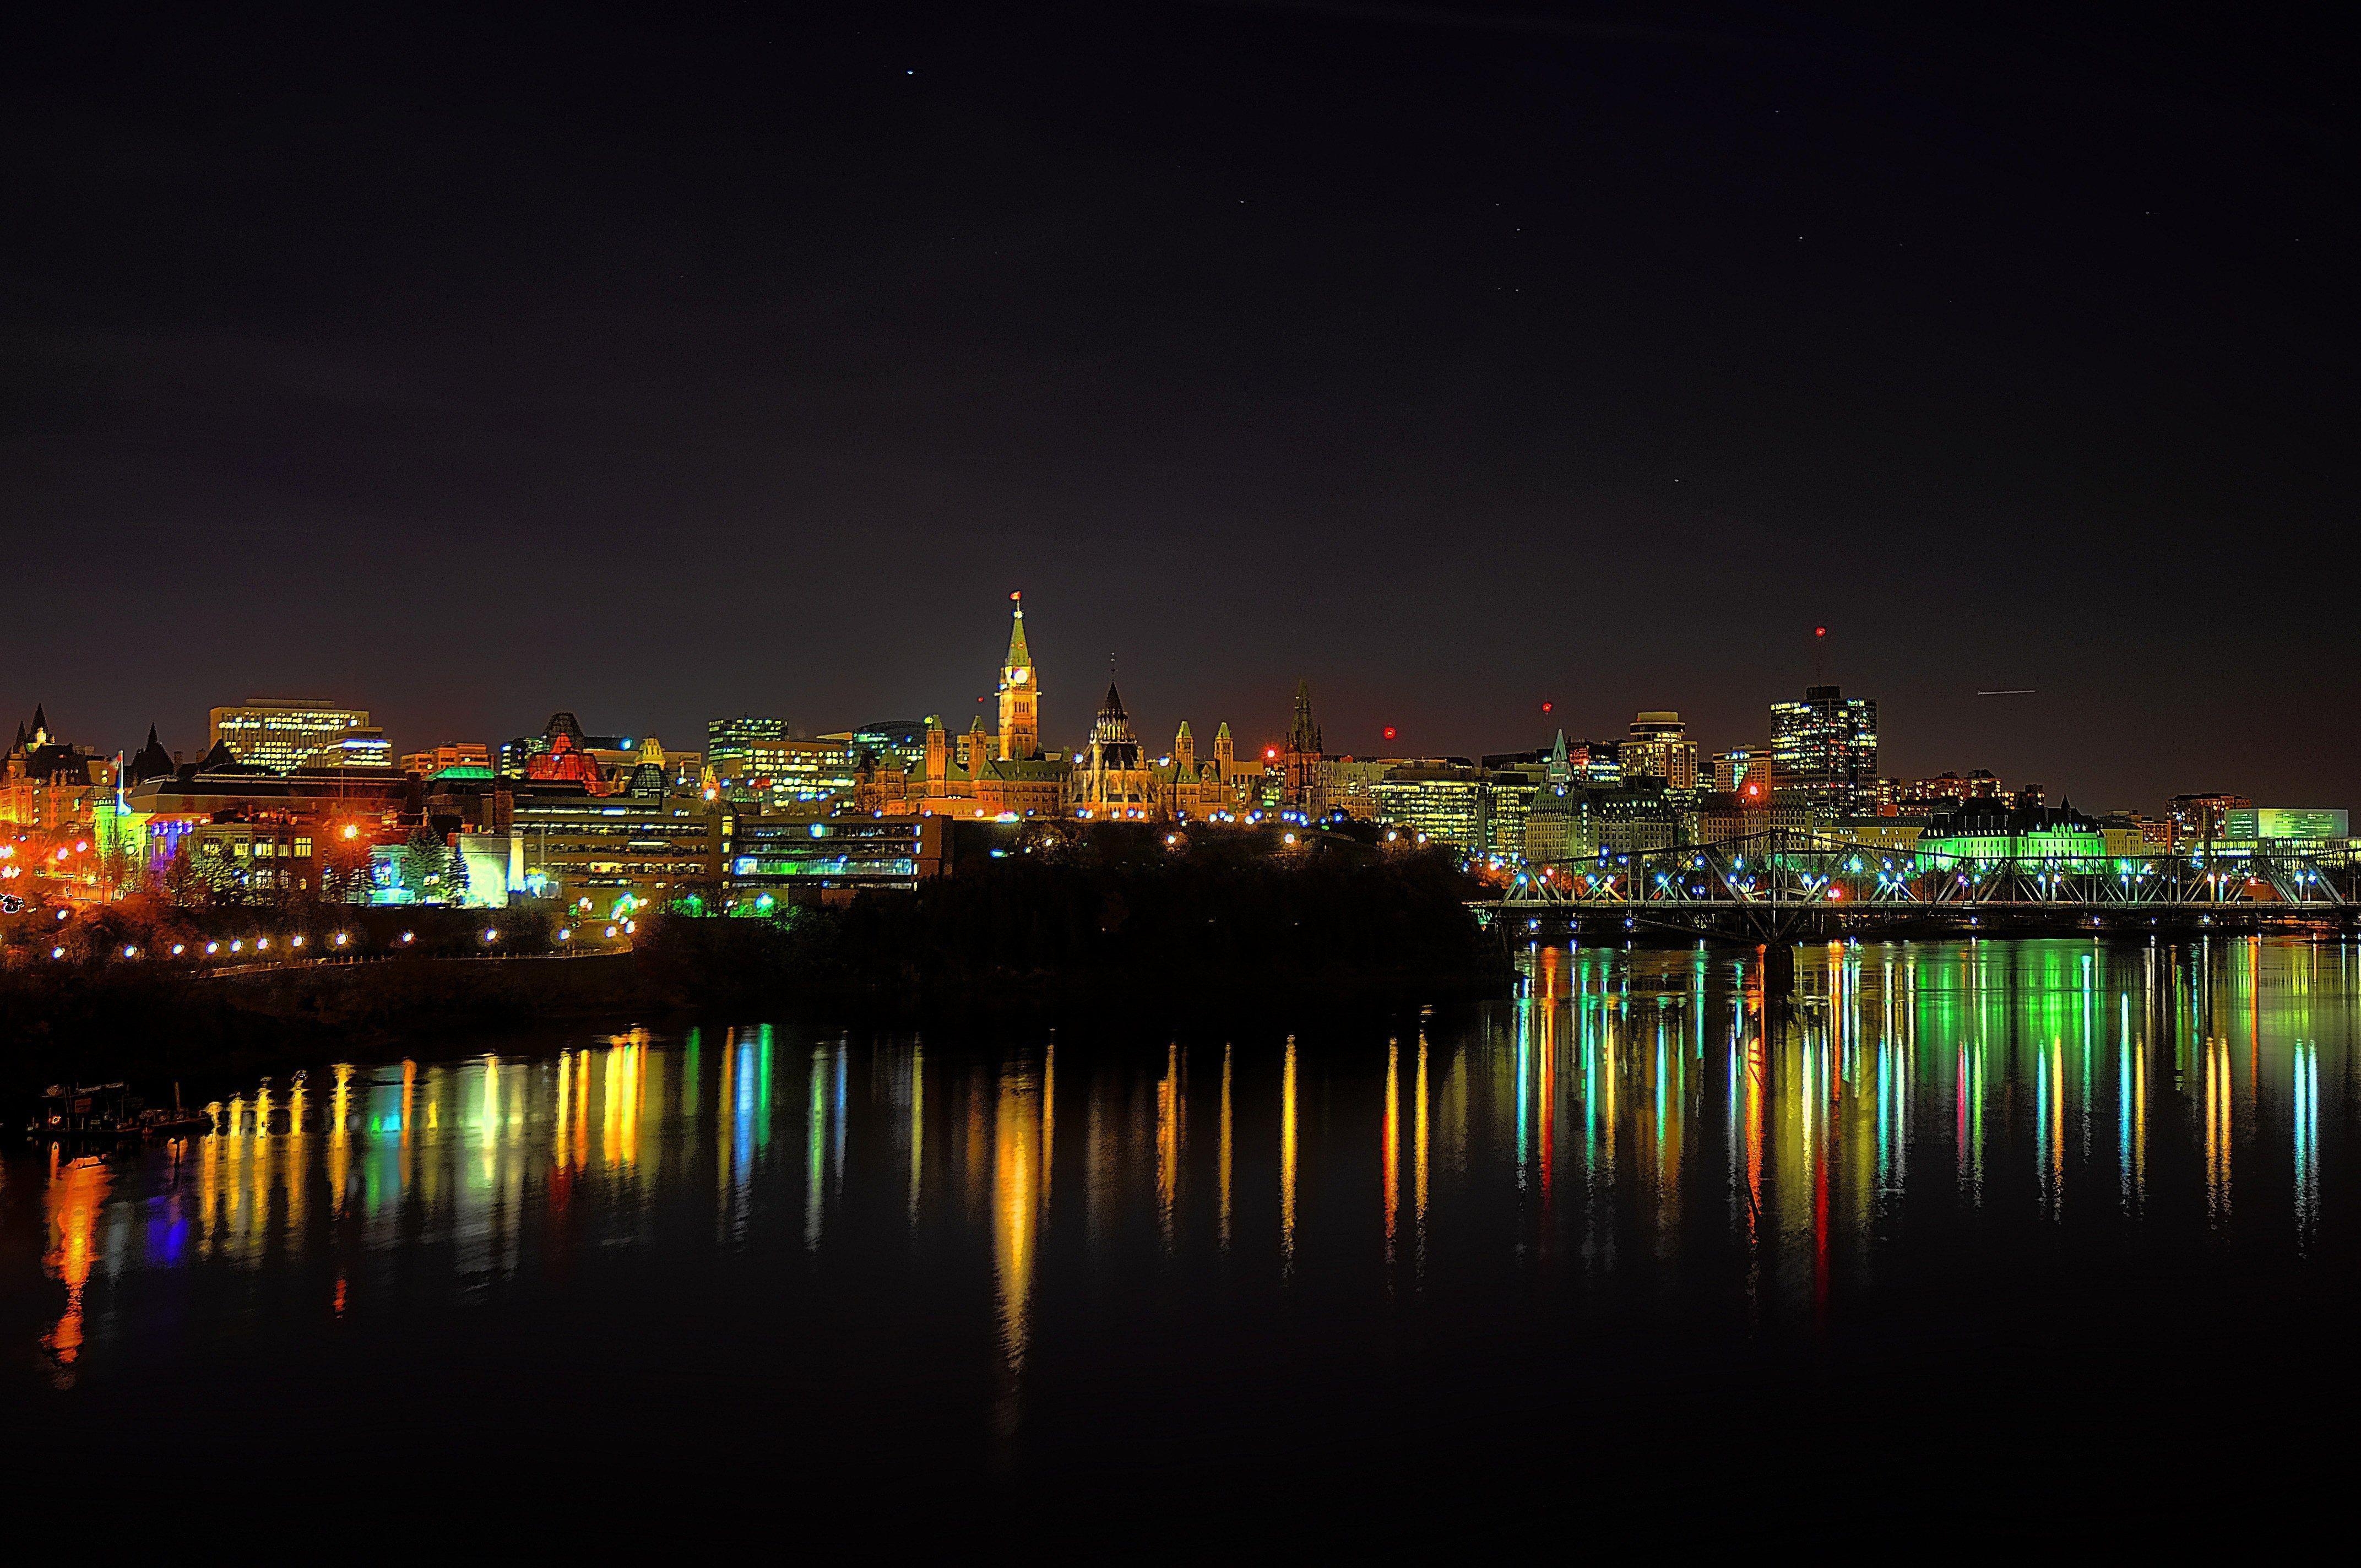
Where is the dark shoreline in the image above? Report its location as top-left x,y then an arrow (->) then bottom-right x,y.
0,946 -> 1510,1119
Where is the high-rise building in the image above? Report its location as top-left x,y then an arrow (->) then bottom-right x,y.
1711,746 -> 1766,797
998,595 -> 1040,762
210,699 -> 376,773
1622,711 -> 1698,789
708,715 -> 788,771
2168,793 -> 2249,844
1769,684 -> 1877,812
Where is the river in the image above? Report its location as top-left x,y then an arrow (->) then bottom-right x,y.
6,935 -> 2355,1542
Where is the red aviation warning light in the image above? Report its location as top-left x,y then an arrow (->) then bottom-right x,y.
1382,726 -> 1397,742
1814,626 -> 1827,638
1542,701 -> 1554,715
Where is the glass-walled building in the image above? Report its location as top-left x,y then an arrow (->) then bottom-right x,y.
1770,684 -> 1877,813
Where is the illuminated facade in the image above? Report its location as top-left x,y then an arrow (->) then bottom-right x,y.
713,736 -> 862,815
1770,684 -> 1877,812
1563,739 -> 1622,788
1320,756 -> 1394,821
861,714 -> 1070,819
1370,763 -> 1488,852
1711,746 -> 1763,794
128,768 -> 413,885
2168,793 -> 2251,844
725,815 -> 950,906
3,708 -> 110,835
400,742 -> 490,778
1522,734 -> 1592,862
708,715 -> 787,771
1622,711 -> 1698,788
210,700 -> 377,773
1918,799 -> 2103,864
525,730 -> 607,793
1151,720 -> 1266,820
1076,682 -> 1155,819
998,595 -> 1040,762
500,786 -> 730,919
2226,807 -> 2349,844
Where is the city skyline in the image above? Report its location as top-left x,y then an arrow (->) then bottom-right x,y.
0,595 -> 2294,822
7,8 -> 2350,811
0,608 -> 2309,818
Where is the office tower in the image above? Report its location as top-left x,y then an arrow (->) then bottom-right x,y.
210,699 -> 375,773
1768,684 -> 1877,812
708,715 -> 788,772
1623,710 -> 1698,788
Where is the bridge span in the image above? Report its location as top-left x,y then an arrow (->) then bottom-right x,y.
1471,828 -> 2361,944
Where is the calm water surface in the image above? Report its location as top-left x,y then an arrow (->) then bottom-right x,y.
9,935 -> 2359,1539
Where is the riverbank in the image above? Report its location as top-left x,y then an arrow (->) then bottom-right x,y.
1,846 -> 1510,1104
0,953 -> 650,1105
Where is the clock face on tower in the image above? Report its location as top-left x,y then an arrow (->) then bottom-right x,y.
1012,669 -> 1028,684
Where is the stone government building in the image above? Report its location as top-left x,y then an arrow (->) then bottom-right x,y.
856,596 -> 1274,823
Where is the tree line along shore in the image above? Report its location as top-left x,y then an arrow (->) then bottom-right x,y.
1,841 -> 1508,1105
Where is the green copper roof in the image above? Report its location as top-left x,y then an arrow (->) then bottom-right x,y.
1005,604 -> 1031,670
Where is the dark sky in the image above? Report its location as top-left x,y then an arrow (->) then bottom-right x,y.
5,3 -> 2352,809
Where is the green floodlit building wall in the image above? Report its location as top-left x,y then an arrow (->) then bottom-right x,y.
2224,807 -> 2349,842
1917,826 -> 2107,866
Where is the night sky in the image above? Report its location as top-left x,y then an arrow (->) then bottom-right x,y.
6,4 -> 2351,809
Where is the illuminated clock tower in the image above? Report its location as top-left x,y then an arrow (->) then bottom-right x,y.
998,592 -> 1040,761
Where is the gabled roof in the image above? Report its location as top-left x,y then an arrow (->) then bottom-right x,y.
131,725 -> 175,783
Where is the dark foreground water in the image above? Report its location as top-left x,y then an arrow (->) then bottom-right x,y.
7,936 -> 2360,1544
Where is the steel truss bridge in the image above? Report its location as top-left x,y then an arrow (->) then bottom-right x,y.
1474,828 -> 2361,943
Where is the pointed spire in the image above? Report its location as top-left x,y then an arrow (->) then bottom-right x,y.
30,703 -> 48,739
1004,592 -> 1031,671
1287,679 -> 1320,754
1176,720 -> 1192,738
1214,721 -> 1230,739
1551,729 -> 1568,763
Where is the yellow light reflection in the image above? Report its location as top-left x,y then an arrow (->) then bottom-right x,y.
1156,1043 -> 1182,1251
1219,1043 -> 1234,1251
1383,1038 -> 1399,1270
41,1154 -> 112,1385
993,1068 -> 1043,1372
1280,1035 -> 1299,1278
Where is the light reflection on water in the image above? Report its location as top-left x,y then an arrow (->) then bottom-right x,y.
10,937 -> 2360,1397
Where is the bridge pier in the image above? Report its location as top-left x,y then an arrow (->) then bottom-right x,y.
1761,941 -> 1796,995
